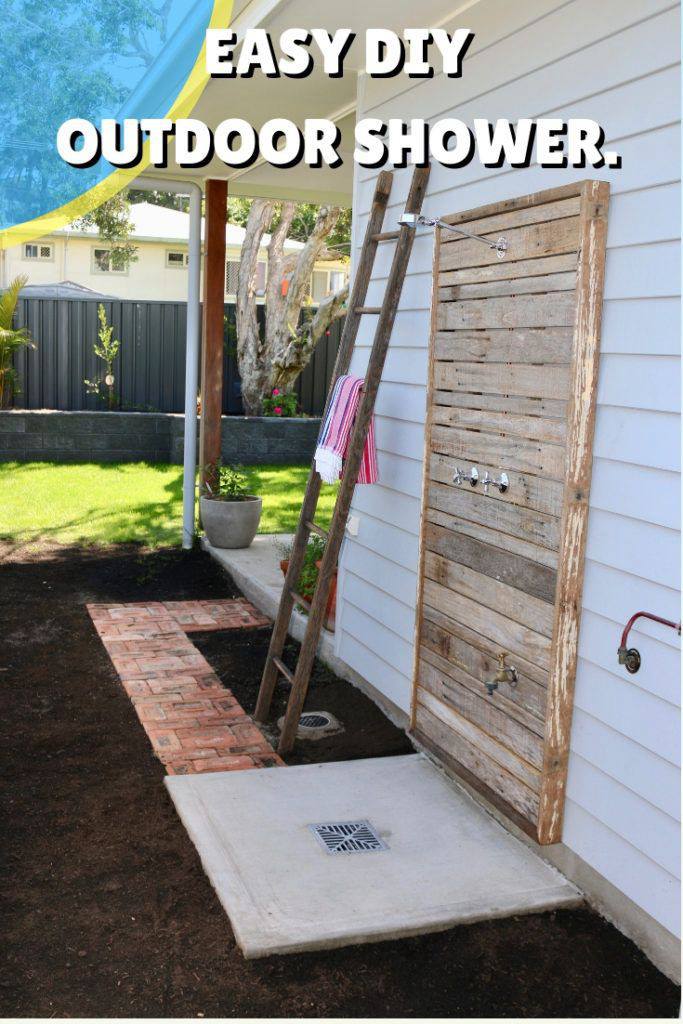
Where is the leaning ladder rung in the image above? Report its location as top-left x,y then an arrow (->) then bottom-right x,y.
354,306 -> 382,314
272,656 -> 294,685
289,589 -> 311,611
305,520 -> 328,540
371,230 -> 399,242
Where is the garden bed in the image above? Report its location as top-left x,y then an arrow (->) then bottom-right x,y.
0,540 -> 678,1017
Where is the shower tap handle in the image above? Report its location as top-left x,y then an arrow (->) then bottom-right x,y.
453,466 -> 479,487
483,471 -> 510,496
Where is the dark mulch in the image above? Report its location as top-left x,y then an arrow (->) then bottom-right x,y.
1,542 -> 679,1018
193,628 -> 414,765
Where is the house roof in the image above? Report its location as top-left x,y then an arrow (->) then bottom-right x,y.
19,280 -> 117,300
133,0 -> 458,204
56,202 -> 305,251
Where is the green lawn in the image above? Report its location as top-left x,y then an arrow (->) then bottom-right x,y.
0,462 -> 337,548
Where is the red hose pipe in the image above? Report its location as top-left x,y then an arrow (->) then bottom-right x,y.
617,611 -> 681,674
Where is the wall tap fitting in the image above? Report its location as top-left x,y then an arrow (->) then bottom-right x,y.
483,471 -> 509,496
617,611 -> 681,673
485,652 -> 518,695
453,466 -> 478,487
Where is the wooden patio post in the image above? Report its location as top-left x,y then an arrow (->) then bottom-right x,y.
199,178 -> 228,491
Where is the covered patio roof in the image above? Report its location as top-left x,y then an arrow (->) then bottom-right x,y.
136,0 -> 465,205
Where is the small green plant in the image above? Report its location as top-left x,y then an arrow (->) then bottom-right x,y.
262,387 -> 298,417
201,462 -> 250,501
84,304 -> 121,410
280,534 -> 326,603
0,275 -> 34,409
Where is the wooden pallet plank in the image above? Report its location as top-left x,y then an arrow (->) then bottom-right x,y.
423,579 -> 552,672
439,216 -> 581,271
439,271 -> 577,302
415,701 -> 541,818
427,481 -> 560,552
440,196 -> 581,244
433,389 -> 567,420
434,361 -> 571,401
430,424 -> 566,479
434,327 -> 573,365
429,454 -> 564,518
424,521 -> 557,603
440,252 -> 577,287
441,181 -> 584,228
412,720 -> 540,840
426,507 -> 559,571
424,550 -> 555,638
418,654 -> 544,764
438,291 -> 576,331
431,404 -> 567,444
422,603 -> 549,690
420,615 -> 547,718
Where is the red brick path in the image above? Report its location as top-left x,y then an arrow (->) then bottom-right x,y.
87,599 -> 284,775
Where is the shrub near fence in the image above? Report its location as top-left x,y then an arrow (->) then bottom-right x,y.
12,297 -> 342,416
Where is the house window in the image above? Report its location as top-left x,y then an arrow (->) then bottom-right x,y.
329,270 -> 346,294
310,270 -> 328,302
23,242 -> 53,261
92,248 -> 127,274
225,260 -> 266,297
166,250 -> 189,268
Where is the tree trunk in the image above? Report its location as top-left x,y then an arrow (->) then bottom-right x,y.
234,201 -> 348,413
235,198 -> 275,415
273,281 -> 349,390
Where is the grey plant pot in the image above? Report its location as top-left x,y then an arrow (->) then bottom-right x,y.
200,495 -> 262,549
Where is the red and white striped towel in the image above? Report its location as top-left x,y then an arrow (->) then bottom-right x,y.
314,374 -> 378,485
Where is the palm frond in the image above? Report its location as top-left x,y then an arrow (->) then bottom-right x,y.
0,275 -> 28,330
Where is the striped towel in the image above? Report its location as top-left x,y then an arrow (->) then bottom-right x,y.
314,374 -> 378,485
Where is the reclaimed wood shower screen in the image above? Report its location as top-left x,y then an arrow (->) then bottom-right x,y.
411,180 -> 610,845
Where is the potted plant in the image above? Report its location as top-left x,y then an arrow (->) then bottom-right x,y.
200,463 -> 262,549
279,534 -> 337,631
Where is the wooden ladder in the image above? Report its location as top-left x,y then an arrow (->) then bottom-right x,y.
254,164 -> 430,754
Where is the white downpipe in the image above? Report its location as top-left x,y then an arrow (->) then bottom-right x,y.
136,176 -> 202,548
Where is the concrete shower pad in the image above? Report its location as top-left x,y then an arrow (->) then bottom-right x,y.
165,753 -> 580,958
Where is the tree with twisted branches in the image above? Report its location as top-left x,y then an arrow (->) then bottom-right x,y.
235,200 -> 349,415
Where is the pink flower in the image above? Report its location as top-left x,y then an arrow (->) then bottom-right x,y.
274,406 -> 282,415
272,388 -> 280,396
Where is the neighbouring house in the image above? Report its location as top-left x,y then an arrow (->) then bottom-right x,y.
0,201 -> 349,304
124,0 -> 679,981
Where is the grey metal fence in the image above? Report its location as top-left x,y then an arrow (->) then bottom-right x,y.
11,297 -> 342,416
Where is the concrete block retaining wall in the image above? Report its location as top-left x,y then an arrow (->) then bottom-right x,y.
0,411 -> 321,466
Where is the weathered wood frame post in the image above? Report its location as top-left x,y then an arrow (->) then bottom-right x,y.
199,178 -> 228,490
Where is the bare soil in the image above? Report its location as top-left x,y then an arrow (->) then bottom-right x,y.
1,542 -> 679,1018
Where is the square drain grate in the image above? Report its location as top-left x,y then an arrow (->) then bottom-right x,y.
309,820 -> 388,855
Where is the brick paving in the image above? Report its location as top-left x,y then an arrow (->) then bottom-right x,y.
87,599 -> 284,775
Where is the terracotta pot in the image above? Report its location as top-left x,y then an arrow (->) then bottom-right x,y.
279,558 -> 337,632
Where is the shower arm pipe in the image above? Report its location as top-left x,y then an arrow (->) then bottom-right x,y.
620,611 -> 681,650
401,213 -> 508,255
138,176 -> 202,550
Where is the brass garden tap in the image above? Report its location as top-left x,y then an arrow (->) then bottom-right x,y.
485,652 -> 518,696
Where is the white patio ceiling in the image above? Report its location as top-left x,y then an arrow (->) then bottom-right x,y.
137,0 -> 467,203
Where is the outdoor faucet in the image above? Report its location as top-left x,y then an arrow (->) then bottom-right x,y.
485,652 -> 518,696
482,471 -> 509,496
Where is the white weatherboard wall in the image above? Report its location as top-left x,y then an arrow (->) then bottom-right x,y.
334,0 -> 681,965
